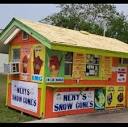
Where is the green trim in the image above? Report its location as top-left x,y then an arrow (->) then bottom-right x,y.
51,43 -> 128,58
0,18 -> 52,49
1,17 -> 128,59
39,83 -> 46,118
47,84 -> 106,88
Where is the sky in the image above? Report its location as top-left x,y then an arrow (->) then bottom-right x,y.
0,4 -> 128,29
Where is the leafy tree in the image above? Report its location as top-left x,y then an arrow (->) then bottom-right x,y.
40,4 -> 128,43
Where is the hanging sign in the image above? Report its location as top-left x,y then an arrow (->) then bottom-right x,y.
53,91 -> 94,112
11,80 -> 38,113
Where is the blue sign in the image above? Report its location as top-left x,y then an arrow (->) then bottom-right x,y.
32,74 -> 43,82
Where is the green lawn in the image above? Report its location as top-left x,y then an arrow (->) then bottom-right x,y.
0,74 -> 37,123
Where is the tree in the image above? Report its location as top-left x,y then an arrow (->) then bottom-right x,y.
40,4 -> 128,43
106,13 -> 128,43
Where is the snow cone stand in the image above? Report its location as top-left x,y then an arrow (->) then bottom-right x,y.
0,17 -> 128,118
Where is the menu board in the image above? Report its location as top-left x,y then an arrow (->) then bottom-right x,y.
101,57 -> 112,80
72,53 -> 85,79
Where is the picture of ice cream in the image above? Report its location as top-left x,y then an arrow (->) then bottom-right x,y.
49,55 -> 62,77
33,46 -> 43,74
22,55 -> 28,73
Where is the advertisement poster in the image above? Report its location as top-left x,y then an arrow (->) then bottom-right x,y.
72,53 -> 85,79
45,48 -> 64,83
101,57 -> 112,80
85,55 -> 100,76
117,67 -> 127,83
53,91 -> 94,112
106,86 -> 116,109
11,80 -> 38,113
94,88 -> 106,110
31,44 -> 45,83
116,86 -> 125,108
20,45 -> 31,81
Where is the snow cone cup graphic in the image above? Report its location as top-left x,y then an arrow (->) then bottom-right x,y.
33,48 -> 43,74
22,55 -> 28,73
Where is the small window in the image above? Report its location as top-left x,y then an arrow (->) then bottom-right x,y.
64,52 -> 73,76
85,54 -> 100,76
22,31 -> 29,40
12,48 -> 20,62
119,58 -> 128,64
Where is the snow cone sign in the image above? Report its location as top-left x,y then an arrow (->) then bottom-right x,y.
53,91 -> 94,112
11,80 -> 38,113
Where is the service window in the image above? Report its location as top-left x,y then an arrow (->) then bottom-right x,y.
22,31 -> 29,40
64,52 -> 73,76
12,48 -> 20,62
85,54 -> 100,76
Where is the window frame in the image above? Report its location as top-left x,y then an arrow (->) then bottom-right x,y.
85,54 -> 101,78
64,52 -> 73,77
22,31 -> 29,40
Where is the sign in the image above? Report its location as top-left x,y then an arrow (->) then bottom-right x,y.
20,45 -> 31,81
53,91 -> 94,112
45,77 -> 64,83
46,48 -> 64,78
116,86 -> 125,108
11,80 -> 38,113
106,86 -> 116,109
72,53 -> 85,79
95,88 -> 106,110
117,67 -> 127,83
31,44 -> 45,82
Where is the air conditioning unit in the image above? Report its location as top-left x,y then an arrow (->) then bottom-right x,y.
4,62 -> 20,74
119,58 -> 128,64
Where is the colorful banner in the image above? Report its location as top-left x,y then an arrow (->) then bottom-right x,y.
95,88 -> 106,110
117,67 -> 127,83
20,45 -> 31,81
45,48 -> 64,83
31,44 -> 45,82
116,86 -> 125,108
53,91 -> 94,112
11,80 -> 38,113
106,86 -> 116,109
72,53 -> 85,79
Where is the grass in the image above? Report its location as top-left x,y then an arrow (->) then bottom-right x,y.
0,74 -> 37,123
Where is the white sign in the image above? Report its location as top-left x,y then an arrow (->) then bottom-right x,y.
11,80 -> 38,113
45,77 -> 64,83
117,67 -> 127,83
53,91 -> 94,112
